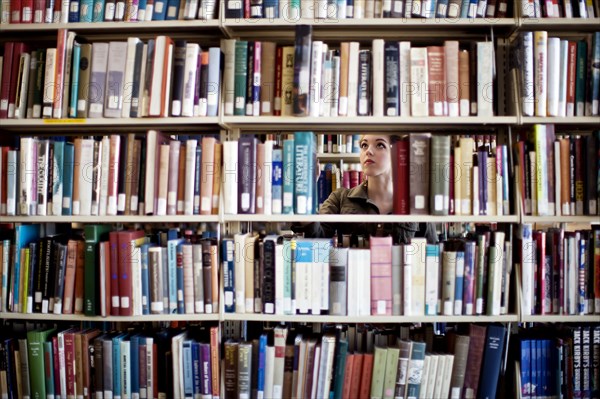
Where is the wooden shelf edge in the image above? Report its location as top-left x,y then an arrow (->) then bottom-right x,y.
0,312 -> 220,322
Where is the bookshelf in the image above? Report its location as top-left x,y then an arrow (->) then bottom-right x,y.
0,4 -> 598,399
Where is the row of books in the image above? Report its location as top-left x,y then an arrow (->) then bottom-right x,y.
514,126 -> 599,217
224,0 -> 510,19
225,227 -> 513,317
0,32 -> 221,120
221,323 -> 508,399
1,0 -> 218,23
1,224 -> 221,316
518,325 -> 600,399
515,31 -> 600,118
392,133 -> 511,216
317,134 -> 361,154
222,28 -> 496,118
0,133 -> 222,217
518,225 -> 600,316
520,0 -> 597,17
316,162 -> 363,206
0,325 -> 220,399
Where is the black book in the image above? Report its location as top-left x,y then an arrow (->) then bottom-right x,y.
171,40 -> 187,116
357,49 -> 371,116
293,25 -> 313,116
246,42 -> 255,116
238,135 -> 257,214
384,41 -> 399,116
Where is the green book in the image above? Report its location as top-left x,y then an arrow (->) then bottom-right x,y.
382,347 -> 400,399
370,346 -> 388,399
331,338 -> 348,399
27,327 -> 56,399
430,135 -> 451,216
234,40 -> 248,116
575,40 -> 587,116
84,224 -> 113,316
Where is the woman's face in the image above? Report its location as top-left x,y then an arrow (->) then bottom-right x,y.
359,135 -> 392,177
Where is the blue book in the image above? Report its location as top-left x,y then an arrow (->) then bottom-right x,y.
454,251 -> 465,315
130,335 -> 140,398
478,324 -> 507,398
69,44 -> 81,118
222,239 -> 235,313
271,146 -> 283,214
62,142 -> 74,215
257,334 -> 267,398
79,0 -> 93,21
152,0 -> 168,19
282,137 -> 295,214
140,243 -> 152,315
167,229 -> 182,314
91,0 -> 105,20
293,131 -> 316,215
435,0 -> 448,16
183,340 -> 194,398
331,338 -> 348,399
165,0 -> 180,19
192,341 -> 202,397
263,0 -> 279,17
68,0 -> 80,21
11,224 -> 40,312
520,339 -> 532,399
207,47 -> 222,117
112,333 -> 127,397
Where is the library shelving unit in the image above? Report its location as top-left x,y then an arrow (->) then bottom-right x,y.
1,2 -> 599,398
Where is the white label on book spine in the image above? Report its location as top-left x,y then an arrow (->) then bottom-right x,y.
154,0 -> 164,12
131,196 -> 138,212
264,303 -> 274,314
156,198 -> 167,216
434,195 -> 443,211
112,296 -> 119,307
117,193 -> 126,212
377,300 -> 386,314
201,197 -> 211,212
121,297 -> 130,308
262,101 -> 271,114
296,196 -> 307,214
73,201 -> 80,215
415,195 -> 425,209
225,292 -> 233,306
241,193 -> 250,209
283,193 -> 292,207
172,100 -> 181,116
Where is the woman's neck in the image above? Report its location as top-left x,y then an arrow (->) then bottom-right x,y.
366,174 -> 394,212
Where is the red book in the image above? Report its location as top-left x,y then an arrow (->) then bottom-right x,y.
73,240 -> 85,314
109,231 -> 120,316
52,29 -> 68,119
394,138 -> 409,215
273,46 -> 283,116
349,353 -> 363,397
462,324 -> 487,398
8,43 -> 29,119
33,0 -> 45,22
427,46 -> 446,116
342,354 -> 355,398
52,336 -> 61,397
369,236 -> 393,315
358,353 -> 374,399
21,0 -> 33,22
10,0 -> 22,22
63,329 -> 78,398
117,229 -> 146,316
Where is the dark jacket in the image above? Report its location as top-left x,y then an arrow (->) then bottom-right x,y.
293,182 -> 438,244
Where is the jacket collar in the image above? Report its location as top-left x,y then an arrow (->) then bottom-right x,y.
347,181 -> 369,200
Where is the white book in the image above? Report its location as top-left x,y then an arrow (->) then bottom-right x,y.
42,48 -> 57,119
99,136 -> 111,216
20,137 -> 37,216
431,354 -> 446,399
132,245 -> 143,315
310,41 -> 324,117
263,139 -> 274,215
171,332 -> 186,399
166,140 -> 180,215
410,237 -> 426,316
330,55 -> 340,117
418,356 -> 431,399
557,40 -> 569,117
399,41 -> 411,117
88,43 -> 110,118
521,32 -> 535,117
6,150 -> 17,216
410,47 -> 428,117
442,251 -> 456,316
264,345 -> 276,399
301,0 -> 315,17
547,37 -> 560,117
533,31 -> 548,117
156,144 -> 170,216
316,0 -> 327,17
477,41 -> 494,117
51,142 -> 64,216
91,139 -> 103,216
519,223 -> 534,316
567,234 -> 577,314
403,245 -> 413,315
310,345 -> 321,399
347,248 -> 370,316
181,44 -> 200,117
372,39 -> 385,117
183,139 -> 197,215
36,139 -> 49,217
424,355 -> 439,399
78,138 -> 95,216
149,36 -> 169,117
320,46 -> 331,117
222,140 -> 239,215
440,355 -> 454,399
346,42 -> 360,117
316,336 -> 336,399
121,38 -> 141,118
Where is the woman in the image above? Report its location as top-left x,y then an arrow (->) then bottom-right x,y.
293,134 -> 438,244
